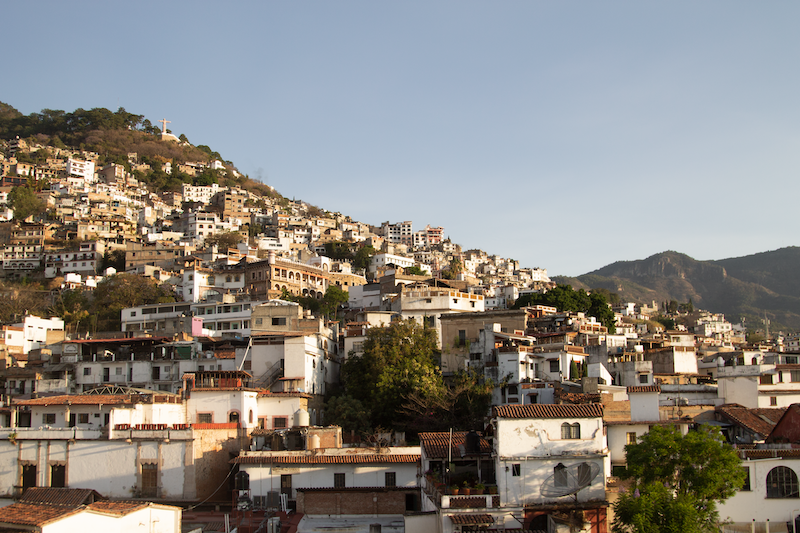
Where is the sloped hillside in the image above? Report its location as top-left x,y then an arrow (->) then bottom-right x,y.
557,249 -> 800,330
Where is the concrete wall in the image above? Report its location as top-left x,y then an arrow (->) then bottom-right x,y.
43,505 -> 180,533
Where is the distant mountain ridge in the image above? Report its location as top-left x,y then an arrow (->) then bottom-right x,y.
553,247 -> 800,331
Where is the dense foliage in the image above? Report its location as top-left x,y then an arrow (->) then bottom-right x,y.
613,425 -> 745,533
330,319 -> 493,436
513,284 -> 617,333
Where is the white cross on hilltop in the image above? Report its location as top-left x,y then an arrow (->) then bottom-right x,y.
158,118 -> 171,134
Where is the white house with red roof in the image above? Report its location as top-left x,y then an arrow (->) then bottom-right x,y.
492,403 -> 609,533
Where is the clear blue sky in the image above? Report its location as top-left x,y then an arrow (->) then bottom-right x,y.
4,2 -> 799,277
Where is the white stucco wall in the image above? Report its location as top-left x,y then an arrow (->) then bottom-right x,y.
242,460 -> 418,499
718,457 -> 800,525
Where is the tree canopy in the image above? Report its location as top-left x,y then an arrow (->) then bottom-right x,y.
339,319 -> 442,431
612,425 -> 745,533
334,319 -> 494,436
513,284 -> 617,333
8,186 -> 46,221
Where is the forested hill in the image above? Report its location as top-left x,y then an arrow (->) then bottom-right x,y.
0,102 -> 279,199
553,248 -> 800,331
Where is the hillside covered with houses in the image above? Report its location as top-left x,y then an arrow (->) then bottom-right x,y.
0,104 -> 799,533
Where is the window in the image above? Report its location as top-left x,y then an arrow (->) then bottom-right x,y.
334,473 -> 345,488
141,463 -> 158,497
255,318 -> 263,326
554,464 -> 568,487
385,472 -> 397,487
198,413 -> 213,424
766,466 -> 799,498
791,370 -> 800,383
43,413 -> 56,425
511,464 -> 521,477
626,432 -> 637,445
83,368 -> 91,376
562,422 -> 580,439
549,360 -> 560,372
78,414 -> 89,424
741,467 -> 751,491
50,464 -> 66,488
761,374 -> 774,385
152,367 -> 160,380
273,417 -> 288,429
272,317 -> 287,326
771,397 -> 778,406
458,330 -> 466,346
638,374 -> 648,384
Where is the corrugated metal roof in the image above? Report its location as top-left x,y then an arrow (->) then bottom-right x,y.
234,454 -> 420,465
493,403 -> 603,419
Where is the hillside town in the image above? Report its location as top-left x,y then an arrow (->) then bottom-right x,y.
1,131 -> 800,533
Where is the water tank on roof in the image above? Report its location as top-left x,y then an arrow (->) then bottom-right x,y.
308,434 -> 320,450
465,430 -> 480,454
294,408 -> 310,427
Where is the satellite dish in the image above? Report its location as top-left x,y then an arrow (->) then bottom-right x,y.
540,461 -> 601,499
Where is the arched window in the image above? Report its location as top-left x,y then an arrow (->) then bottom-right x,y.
561,422 -> 580,439
248,410 -> 254,424
767,466 -> 799,498
229,411 -> 240,424
226,275 -> 232,283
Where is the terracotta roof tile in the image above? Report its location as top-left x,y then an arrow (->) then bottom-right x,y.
418,432 -> 491,459
716,404 -> 786,438
493,404 -> 603,419
19,487 -> 104,507
234,454 -> 420,465
87,501 -> 148,515
14,395 -> 135,406
627,386 -> 661,393
449,514 -> 494,525
0,502 -> 82,527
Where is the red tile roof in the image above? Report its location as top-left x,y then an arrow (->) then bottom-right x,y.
493,404 -> 603,419
418,432 -> 491,459
716,404 -> 786,438
14,394 -> 136,406
627,386 -> 661,393
87,501 -> 148,515
234,454 -> 420,465
449,513 -> 494,525
0,502 -> 82,527
20,487 -> 104,507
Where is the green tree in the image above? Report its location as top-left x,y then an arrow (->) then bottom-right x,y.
7,186 -> 46,220
613,425 -> 745,533
320,285 -> 348,321
324,394 -> 372,436
340,319 -> 441,430
613,482 -> 704,533
351,245 -> 376,272
204,231 -> 245,251
90,273 -> 175,331
403,265 -> 426,276
402,369 -> 493,433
